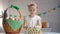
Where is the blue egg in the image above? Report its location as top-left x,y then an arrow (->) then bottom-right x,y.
14,15 -> 17,18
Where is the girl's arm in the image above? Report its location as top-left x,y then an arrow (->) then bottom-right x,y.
23,16 -> 27,27
35,18 -> 42,29
37,19 -> 42,28
23,19 -> 29,31
24,20 -> 27,27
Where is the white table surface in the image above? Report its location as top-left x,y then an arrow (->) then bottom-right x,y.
0,32 -> 60,34
0,27 -> 60,34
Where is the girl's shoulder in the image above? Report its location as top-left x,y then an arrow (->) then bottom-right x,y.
35,15 -> 41,20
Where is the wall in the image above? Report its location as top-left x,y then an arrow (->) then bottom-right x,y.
1,0 -> 60,32
0,0 -> 10,30
0,0 -> 3,27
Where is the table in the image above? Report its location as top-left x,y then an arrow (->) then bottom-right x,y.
0,32 -> 60,34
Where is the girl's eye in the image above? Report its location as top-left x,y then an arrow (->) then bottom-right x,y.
33,9 -> 35,11
29,10 -> 32,11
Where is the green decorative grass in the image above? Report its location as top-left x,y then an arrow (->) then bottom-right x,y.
5,19 -> 23,31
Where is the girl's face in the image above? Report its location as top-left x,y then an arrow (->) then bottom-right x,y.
28,6 -> 37,15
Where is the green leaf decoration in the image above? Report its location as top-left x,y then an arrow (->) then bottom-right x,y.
37,13 -> 41,16
10,5 -> 19,11
52,8 -> 56,10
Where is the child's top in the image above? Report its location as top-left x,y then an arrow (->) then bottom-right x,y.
25,15 -> 41,28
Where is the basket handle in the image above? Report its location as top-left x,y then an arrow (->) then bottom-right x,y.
17,10 -> 22,17
2,6 -> 22,19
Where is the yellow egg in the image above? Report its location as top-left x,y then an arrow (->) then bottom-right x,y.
12,18 -> 15,20
18,16 -> 22,20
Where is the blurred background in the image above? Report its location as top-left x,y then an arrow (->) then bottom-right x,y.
0,0 -> 60,33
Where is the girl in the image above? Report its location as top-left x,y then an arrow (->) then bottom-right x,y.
24,1 -> 42,34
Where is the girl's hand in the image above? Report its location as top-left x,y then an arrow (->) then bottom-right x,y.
34,25 -> 41,31
35,25 -> 40,28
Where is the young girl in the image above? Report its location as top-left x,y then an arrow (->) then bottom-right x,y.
24,1 -> 42,34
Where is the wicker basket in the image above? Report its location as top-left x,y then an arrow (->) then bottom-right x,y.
3,6 -> 23,34
24,27 -> 42,34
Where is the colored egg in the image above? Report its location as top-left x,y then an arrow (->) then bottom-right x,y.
9,17 -> 12,20
16,18 -> 19,21
18,16 -> 22,20
12,18 -> 15,20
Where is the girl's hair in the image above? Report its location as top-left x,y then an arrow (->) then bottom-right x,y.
28,4 -> 36,7
28,1 -> 37,7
